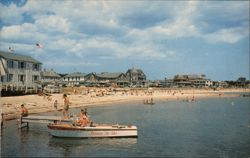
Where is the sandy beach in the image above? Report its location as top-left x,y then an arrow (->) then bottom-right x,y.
1,87 -> 249,120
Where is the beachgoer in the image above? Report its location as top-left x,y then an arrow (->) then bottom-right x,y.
20,104 -> 28,117
47,95 -> 52,101
84,108 -> 88,115
77,109 -> 90,127
83,110 -> 91,126
150,97 -> 154,104
63,94 -> 70,119
191,96 -> 195,102
54,100 -> 58,109
43,93 -> 46,100
1,111 -> 3,127
79,109 -> 85,117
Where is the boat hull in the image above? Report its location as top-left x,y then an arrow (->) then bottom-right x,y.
47,124 -> 138,138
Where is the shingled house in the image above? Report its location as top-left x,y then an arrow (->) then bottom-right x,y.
41,69 -> 61,85
63,72 -> 86,87
83,67 -> 147,87
0,50 -> 42,95
125,67 -> 147,86
96,72 -> 129,87
173,74 -> 213,87
84,72 -> 129,87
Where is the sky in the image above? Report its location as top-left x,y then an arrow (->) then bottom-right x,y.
0,0 -> 249,81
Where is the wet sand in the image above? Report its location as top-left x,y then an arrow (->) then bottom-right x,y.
0,88 -> 249,120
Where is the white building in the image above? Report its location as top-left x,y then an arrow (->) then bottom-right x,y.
193,79 -> 213,87
0,50 -> 42,94
63,72 -> 86,86
41,69 -> 61,85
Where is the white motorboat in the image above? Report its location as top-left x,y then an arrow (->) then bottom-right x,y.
47,123 -> 138,138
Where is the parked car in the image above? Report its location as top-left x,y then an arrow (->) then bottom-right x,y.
43,85 -> 61,93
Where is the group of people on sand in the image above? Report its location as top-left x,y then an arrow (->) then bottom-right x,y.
19,94 -> 68,118
143,97 -> 154,104
19,93 -> 92,127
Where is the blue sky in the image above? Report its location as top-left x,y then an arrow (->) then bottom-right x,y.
0,0 -> 249,80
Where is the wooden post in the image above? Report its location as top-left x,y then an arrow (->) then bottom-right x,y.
18,116 -> 28,129
0,110 -> 3,128
18,116 -> 23,129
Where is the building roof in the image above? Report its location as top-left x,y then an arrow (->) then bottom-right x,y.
174,75 -> 188,80
187,74 -> 204,79
0,50 -> 42,64
126,67 -> 144,74
174,74 -> 205,80
64,72 -> 86,78
41,70 -> 61,78
96,72 -> 124,79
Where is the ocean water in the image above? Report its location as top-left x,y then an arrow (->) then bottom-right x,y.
1,97 -> 249,157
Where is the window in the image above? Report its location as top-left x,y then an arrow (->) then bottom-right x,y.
7,60 -> 14,68
33,75 -> 39,82
18,75 -> 25,82
1,76 -> 4,82
33,64 -> 40,71
18,62 -> 26,69
7,74 -> 13,82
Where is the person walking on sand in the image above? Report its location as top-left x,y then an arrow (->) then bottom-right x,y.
20,104 -> 28,117
54,100 -> 58,109
63,94 -> 70,119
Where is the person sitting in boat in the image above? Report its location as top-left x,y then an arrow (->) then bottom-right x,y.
76,109 -> 91,127
20,104 -> 28,117
79,109 -> 85,118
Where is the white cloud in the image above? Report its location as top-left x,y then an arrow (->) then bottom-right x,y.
144,1 -> 199,38
47,38 -> 77,52
0,25 -> 22,38
0,22 -> 49,45
35,15 -> 70,34
0,3 -> 24,25
43,60 -> 100,67
0,41 -> 32,52
0,0 -> 249,68
204,26 -> 249,44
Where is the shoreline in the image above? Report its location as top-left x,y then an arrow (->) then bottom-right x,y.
1,88 -> 249,120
